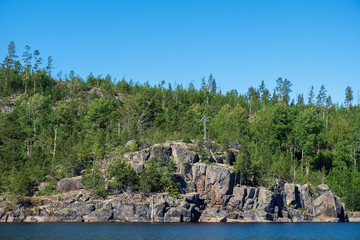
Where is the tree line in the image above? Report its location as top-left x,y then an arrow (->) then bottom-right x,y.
0,41 -> 359,211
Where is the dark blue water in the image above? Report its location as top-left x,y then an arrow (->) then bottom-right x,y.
0,222 -> 359,240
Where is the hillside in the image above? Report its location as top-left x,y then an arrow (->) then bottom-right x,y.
0,42 -> 360,213
0,141 -> 351,223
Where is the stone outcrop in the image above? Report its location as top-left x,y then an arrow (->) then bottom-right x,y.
348,212 -> 360,222
0,141 -> 350,223
57,178 -> 84,192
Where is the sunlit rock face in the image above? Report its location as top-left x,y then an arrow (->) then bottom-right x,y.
0,142 -> 348,223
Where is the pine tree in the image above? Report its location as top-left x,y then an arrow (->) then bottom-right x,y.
208,74 -> 216,94
3,41 -> 17,86
317,85 -> 327,118
345,86 -> 353,111
275,77 -> 283,101
22,45 -> 32,95
308,86 -> 314,105
282,78 -> 292,105
46,56 -> 53,79
33,50 -> 42,93
259,80 -> 269,107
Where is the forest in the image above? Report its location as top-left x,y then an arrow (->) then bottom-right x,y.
0,41 -> 359,211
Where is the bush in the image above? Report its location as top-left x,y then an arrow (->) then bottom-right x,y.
166,181 -> 179,198
139,159 -> 163,193
82,166 -> 106,198
183,136 -> 191,144
139,158 -> 176,193
37,182 -> 58,196
108,159 -> 139,192
128,143 -> 138,152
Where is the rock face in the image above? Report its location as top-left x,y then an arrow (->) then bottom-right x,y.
57,178 -> 84,192
192,163 -> 234,206
0,141 -> 349,223
348,212 -> 360,222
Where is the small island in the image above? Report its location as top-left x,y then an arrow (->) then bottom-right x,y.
0,42 -> 359,223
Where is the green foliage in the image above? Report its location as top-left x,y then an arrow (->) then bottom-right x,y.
210,103 -> 248,144
139,159 -> 163,193
166,181 -> 179,198
1,41 -> 360,210
108,159 -> 139,192
82,164 -> 106,198
182,136 -> 191,143
37,182 -> 58,196
128,143 -> 138,152
139,158 -> 177,194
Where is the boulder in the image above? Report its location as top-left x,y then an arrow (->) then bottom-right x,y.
164,207 -> 181,222
348,212 -> 360,222
288,209 -> 305,222
83,208 -> 113,222
242,209 -> 270,222
199,208 -> 227,222
313,191 -> 337,220
57,178 -> 84,192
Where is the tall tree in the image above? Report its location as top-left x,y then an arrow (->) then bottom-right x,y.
2,41 -> 17,86
317,85 -> 327,118
282,78 -> 292,105
208,74 -> 216,94
46,56 -> 53,79
22,45 -> 32,95
325,95 -> 332,129
308,86 -> 314,105
297,94 -> 304,105
201,76 -> 207,92
316,85 -> 327,107
4,41 -> 17,69
33,50 -> 42,93
345,86 -> 353,112
259,80 -> 269,107
275,77 -> 292,105
275,77 -> 283,101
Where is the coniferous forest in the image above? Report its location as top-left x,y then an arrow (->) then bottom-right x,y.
1,41 -> 360,211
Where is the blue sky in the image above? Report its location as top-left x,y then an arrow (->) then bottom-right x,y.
1,0 -> 359,104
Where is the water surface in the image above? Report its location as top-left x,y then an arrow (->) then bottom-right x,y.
1,222 -> 359,240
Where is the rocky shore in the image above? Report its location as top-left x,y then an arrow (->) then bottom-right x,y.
0,141 -> 351,223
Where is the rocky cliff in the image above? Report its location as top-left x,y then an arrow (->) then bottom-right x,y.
0,141 -> 349,223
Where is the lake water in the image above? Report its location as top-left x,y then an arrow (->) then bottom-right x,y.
0,222 -> 359,240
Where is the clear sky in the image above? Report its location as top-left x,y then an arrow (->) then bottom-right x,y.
1,0 -> 359,104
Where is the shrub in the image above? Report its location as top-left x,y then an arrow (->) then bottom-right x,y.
82,166 -> 106,198
183,136 -> 191,144
128,143 -> 138,152
166,181 -> 179,198
37,182 -> 58,196
108,159 -> 139,192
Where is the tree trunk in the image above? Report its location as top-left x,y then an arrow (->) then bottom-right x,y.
33,73 -> 36,93
326,109 -> 328,129
239,171 -> 242,187
301,149 -> 304,173
118,122 -> 121,136
293,145 -> 296,182
53,127 -> 57,158
306,160 -> 309,176
25,69 -> 28,94
354,148 -> 356,169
